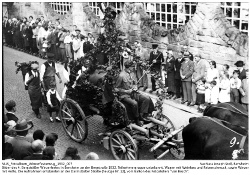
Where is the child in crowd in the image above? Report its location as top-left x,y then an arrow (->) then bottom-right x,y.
196,79 -> 206,113
230,70 -> 241,103
46,82 -> 62,122
210,80 -> 219,105
239,69 -> 249,111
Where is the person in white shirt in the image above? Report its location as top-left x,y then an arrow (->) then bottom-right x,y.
24,62 -> 43,119
230,70 -> 241,103
64,30 -> 73,61
210,80 -> 219,105
46,82 -> 62,122
218,71 -> 230,103
72,35 -> 81,60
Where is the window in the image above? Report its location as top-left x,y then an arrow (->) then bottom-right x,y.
88,2 -> 125,17
221,2 -> 249,34
144,2 -> 197,29
50,2 -> 72,15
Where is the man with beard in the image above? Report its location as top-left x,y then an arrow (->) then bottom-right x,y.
40,53 -> 62,105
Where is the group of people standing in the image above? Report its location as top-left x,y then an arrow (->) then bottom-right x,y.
132,42 -> 248,112
3,15 -> 95,64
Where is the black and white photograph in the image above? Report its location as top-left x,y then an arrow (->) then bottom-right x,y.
2,1 -> 249,174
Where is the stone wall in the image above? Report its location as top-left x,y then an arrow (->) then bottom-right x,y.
79,2 -> 249,70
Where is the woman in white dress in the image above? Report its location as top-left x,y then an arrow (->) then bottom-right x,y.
205,61 -> 219,104
72,35 -> 81,60
218,71 -> 230,103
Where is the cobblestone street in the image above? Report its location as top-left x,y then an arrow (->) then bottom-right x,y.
3,46 -> 200,160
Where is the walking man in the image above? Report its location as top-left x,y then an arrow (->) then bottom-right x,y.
40,53 -> 62,105
24,63 -> 43,118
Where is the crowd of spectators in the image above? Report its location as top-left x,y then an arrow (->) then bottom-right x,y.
3,15 -> 95,64
162,50 -> 248,113
3,100 -> 99,160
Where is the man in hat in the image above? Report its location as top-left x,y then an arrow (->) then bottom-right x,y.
235,61 -> 246,81
115,61 -> 155,126
23,140 -> 44,160
6,119 -> 34,160
5,100 -> 19,123
149,44 -> 164,92
180,52 -> 194,106
190,53 -> 207,106
40,53 -> 62,105
182,45 -> 193,61
75,28 -> 84,39
25,62 -> 43,118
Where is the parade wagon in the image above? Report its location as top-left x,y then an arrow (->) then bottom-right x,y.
59,62 -> 184,160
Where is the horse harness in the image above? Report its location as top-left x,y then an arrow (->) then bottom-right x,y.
206,116 -> 248,152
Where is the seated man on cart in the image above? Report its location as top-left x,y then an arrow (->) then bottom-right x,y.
115,61 -> 155,126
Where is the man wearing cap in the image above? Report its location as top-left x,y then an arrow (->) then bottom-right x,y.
23,140 -> 44,160
149,44 -> 164,92
40,53 -> 62,104
5,100 -> 19,123
115,61 -> 155,126
180,52 -> 194,106
75,28 -> 84,39
235,61 -> 246,81
190,53 -> 207,106
182,45 -> 193,61
6,119 -> 34,160
25,62 -> 43,118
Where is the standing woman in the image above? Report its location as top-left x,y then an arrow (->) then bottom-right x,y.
180,52 -> 194,106
24,62 -> 43,119
218,71 -> 230,103
72,35 -> 81,60
164,50 -> 176,98
205,61 -> 219,104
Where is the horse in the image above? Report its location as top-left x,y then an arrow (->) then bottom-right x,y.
182,102 -> 248,160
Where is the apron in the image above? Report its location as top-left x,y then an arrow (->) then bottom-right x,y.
47,92 -> 60,112
28,72 -> 42,109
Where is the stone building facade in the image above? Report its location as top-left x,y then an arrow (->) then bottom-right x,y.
8,2 -> 249,69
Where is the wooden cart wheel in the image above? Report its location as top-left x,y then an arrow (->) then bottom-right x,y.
170,147 -> 185,160
109,130 -> 139,160
154,115 -> 177,140
59,98 -> 88,143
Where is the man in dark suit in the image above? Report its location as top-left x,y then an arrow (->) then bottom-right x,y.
235,61 -> 246,80
47,26 -> 58,61
174,52 -> 184,99
5,100 -> 18,123
180,52 -> 194,106
23,140 -> 44,160
6,119 -> 34,160
149,44 -> 164,92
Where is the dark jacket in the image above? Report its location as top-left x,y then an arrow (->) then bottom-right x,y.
239,69 -> 246,81
174,58 -> 183,79
149,50 -> 164,72
7,136 -> 33,160
83,41 -> 93,53
5,113 -> 18,123
23,153 -> 44,160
